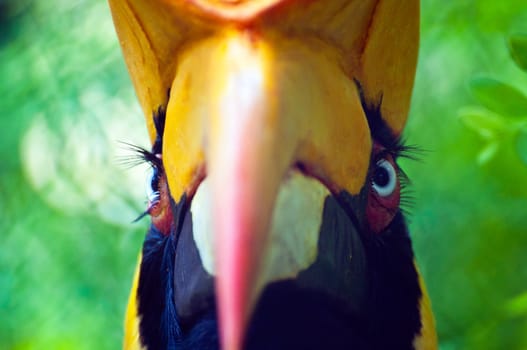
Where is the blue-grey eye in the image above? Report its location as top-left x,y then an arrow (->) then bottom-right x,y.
146,166 -> 161,202
372,159 -> 397,197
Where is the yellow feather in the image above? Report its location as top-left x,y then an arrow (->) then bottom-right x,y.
123,255 -> 144,350
414,264 -> 439,350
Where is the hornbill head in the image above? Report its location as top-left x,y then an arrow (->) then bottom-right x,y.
109,0 -> 437,349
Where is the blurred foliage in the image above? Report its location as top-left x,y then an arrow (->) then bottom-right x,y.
0,1 -> 147,349
405,1 -> 527,349
459,40 -> 527,166
509,34 -> 527,71
1,0 -> 527,349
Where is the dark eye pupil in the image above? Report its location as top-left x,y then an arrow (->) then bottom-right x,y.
373,166 -> 390,187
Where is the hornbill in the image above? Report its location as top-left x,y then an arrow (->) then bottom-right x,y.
108,0 -> 437,349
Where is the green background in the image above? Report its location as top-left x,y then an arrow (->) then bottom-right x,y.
1,1 -> 527,349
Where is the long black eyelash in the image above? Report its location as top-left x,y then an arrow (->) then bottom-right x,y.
374,141 -> 424,164
117,141 -> 163,170
354,78 -> 423,160
118,103 -> 168,170
124,104 -> 168,222
392,142 -> 427,218
394,140 -> 426,162
116,141 -> 163,223
133,209 -> 151,223
397,166 -> 415,218
354,79 -> 423,219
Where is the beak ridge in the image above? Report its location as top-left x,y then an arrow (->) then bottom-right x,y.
208,33 -> 288,350
163,30 -> 372,350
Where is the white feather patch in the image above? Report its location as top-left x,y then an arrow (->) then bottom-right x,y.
191,172 -> 328,286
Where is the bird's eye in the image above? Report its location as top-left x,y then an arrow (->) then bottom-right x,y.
372,159 -> 397,197
146,166 -> 161,202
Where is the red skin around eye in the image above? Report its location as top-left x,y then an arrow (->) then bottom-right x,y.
149,175 -> 174,235
366,149 -> 401,234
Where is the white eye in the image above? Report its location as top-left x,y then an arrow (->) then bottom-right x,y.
145,167 -> 160,202
372,159 -> 397,197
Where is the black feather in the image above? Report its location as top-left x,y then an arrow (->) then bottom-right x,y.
152,106 -> 166,156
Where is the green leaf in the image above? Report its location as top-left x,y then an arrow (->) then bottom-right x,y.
504,291 -> 527,318
458,106 -> 507,139
508,34 -> 527,72
516,128 -> 527,166
477,141 -> 499,165
469,77 -> 527,117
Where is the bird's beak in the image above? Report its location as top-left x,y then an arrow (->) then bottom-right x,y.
108,2 -> 419,349
162,30 -> 371,349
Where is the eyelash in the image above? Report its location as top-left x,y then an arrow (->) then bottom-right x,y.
373,137 -> 421,212
118,142 -> 163,169
395,154 -> 416,216
117,142 -> 165,222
